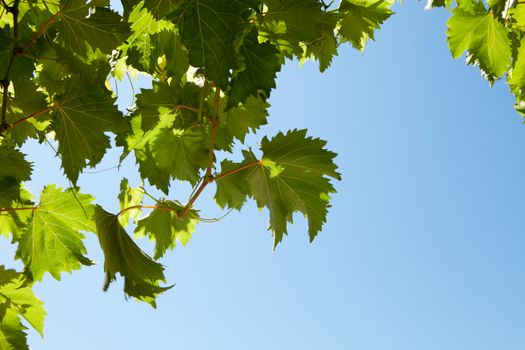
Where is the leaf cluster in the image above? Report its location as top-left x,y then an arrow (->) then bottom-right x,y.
0,0 -> 396,347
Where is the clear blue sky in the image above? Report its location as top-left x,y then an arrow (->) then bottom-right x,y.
2,1 -> 525,349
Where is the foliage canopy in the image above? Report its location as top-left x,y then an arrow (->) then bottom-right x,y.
0,0 -> 523,347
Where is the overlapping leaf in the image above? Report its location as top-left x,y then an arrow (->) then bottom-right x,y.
135,201 -> 198,259
257,0 -> 339,64
58,0 -> 130,58
228,30 -> 281,108
16,185 -> 95,281
169,0 -> 254,88
94,206 -> 171,307
52,79 -> 128,183
0,266 -> 45,350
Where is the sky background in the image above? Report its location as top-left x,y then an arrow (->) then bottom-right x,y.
1,1 -> 525,349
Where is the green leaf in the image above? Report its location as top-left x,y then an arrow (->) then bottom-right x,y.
152,127 -> 209,185
135,201 -> 198,259
0,144 -> 32,182
169,0 -> 253,88
217,95 -> 269,149
118,178 -> 144,227
339,0 -> 393,51
257,0 -> 338,59
127,29 -> 189,80
214,159 -> 252,210
0,266 -> 46,336
5,79 -> 49,146
244,129 -> 340,247
227,30 -> 281,108
124,82 -> 201,192
59,1 -> 130,58
447,9 -> 511,81
0,307 -> 29,350
143,0 -> 183,19
94,206 -> 171,307
52,79 -> 128,183
16,185 -> 95,281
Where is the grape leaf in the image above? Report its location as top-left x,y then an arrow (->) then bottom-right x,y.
0,266 -> 46,336
118,178 -> 143,227
227,30 -> 281,108
214,159 -> 252,210
0,144 -> 32,182
152,127 -> 209,185
135,201 -> 198,259
244,129 -> 341,247
16,185 -> 95,281
169,0 -> 253,88
59,1 -> 130,58
339,0 -> 393,51
52,79 -> 128,183
94,206 -> 171,307
127,29 -> 189,80
143,0 -> 183,19
447,8 -> 511,81
257,0 -> 338,59
217,95 -> 269,150
0,307 -> 29,350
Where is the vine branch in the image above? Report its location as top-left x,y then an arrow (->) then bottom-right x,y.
116,205 -> 173,218
22,10 -> 60,54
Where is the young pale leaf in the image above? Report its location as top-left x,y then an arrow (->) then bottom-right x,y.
227,30 -> 281,108
52,79 -> 128,184
16,186 -> 95,281
135,201 -> 198,259
94,206 -> 170,307
169,0 -> 253,88
0,266 -> 46,336
339,0 -> 393,51
118,178 -> 144,227
244,129 -> 341,248
127,29 -> 188,80
447,9 -> 511,81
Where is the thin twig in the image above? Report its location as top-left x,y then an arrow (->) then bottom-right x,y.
21,10 -> 60,54
9,105 -> 56,129
116,205 -> 173,218
213,160 -> 261,181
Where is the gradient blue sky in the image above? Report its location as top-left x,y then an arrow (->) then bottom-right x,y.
1,1 -> 525,349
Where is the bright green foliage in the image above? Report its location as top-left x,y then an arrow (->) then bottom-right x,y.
118,178 -> 144,227
4,0 -> 522,347
447,8 -> 511,82
0,266 -> 45,350
16,185 -> 95,281
339,0 -> 394,51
